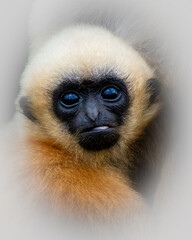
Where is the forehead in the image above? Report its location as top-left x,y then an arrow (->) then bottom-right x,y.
55,68 -> 127,87
21,26 -> 154,94
52,70 -> 129,99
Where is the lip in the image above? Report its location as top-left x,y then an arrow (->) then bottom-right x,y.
81,125 -> 113,134
78,126 -> 120,151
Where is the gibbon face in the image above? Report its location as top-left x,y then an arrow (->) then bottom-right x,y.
19,25 -> 162,156
53,73 -> 130,151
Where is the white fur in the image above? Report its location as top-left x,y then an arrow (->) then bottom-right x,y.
29,0 -> 164,67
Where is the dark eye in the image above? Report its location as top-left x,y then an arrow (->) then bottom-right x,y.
101,87 -> 121,101
60,92 -> 79,107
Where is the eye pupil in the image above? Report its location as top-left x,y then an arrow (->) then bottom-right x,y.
102,87 -> 119,100
61,93 -> 79,106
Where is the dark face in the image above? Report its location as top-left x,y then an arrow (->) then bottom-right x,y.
53,75 -> 130,151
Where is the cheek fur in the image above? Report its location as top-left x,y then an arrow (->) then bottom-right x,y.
19,96 -> 37,122
146,78 -> 162,106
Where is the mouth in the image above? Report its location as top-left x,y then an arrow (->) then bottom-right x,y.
81,125 -> 112,134
78,125 -> 119,151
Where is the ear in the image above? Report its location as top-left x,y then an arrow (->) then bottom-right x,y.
147,78 -> 162,105
19,96 -> 37,121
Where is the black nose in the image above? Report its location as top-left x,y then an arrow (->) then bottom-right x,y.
85,98 -> 100,121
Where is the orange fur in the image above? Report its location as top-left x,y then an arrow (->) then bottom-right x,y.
21,138 -> 146,221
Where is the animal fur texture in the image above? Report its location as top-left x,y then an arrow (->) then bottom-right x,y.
1,0 -> 168,233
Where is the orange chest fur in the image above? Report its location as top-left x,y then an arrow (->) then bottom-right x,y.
23,140 -> 145,219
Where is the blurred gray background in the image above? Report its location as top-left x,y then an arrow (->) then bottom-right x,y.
0,0 -> 34,126
0,0 -> 192,239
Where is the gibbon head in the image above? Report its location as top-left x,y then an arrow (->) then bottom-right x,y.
18,25 -> 162,157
